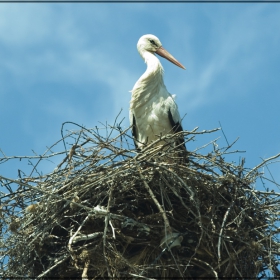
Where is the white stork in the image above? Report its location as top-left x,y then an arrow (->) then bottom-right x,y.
130,34 -> 186,157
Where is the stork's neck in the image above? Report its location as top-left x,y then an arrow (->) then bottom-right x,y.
141,51 -> 164,80
131,51 -> 165,102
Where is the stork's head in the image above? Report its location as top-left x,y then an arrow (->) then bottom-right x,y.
137,34 -> 162,53
137,34 -> 185,70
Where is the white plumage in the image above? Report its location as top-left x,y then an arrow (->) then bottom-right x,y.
130,34 -> 186,152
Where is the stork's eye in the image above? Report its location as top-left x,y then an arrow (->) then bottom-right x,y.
149,39 -> 158,47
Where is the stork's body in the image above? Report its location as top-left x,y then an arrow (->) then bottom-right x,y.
130,34 -> 186,151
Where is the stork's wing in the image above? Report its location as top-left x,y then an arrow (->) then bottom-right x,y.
168,108 -> 186,150
129,109 -> 140,150
166,95 -> 186,151
132,115 -> 139,149
167,105 -> 188,164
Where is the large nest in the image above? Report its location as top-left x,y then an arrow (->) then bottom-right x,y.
1,121 -> 280,278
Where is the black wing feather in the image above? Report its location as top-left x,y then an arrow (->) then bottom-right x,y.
132,114 -> 140,150
168,108 -> 186,151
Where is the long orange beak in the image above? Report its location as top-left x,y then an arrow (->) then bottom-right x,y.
155,46 -> 186,70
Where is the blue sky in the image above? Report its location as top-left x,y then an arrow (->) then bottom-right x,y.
0,3 -> 280,187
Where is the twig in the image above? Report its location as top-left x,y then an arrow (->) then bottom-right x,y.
81,259 -> 90,280
68,215 -> 90,258
218,201 -> 234,262
219,121 -> 229,146
73,232 -> 103,244
103,188 -> 113,278
193,258 -> 218,279
245,153 -> 280,179
37,256 -> 69,278
136,163 -> 172,235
